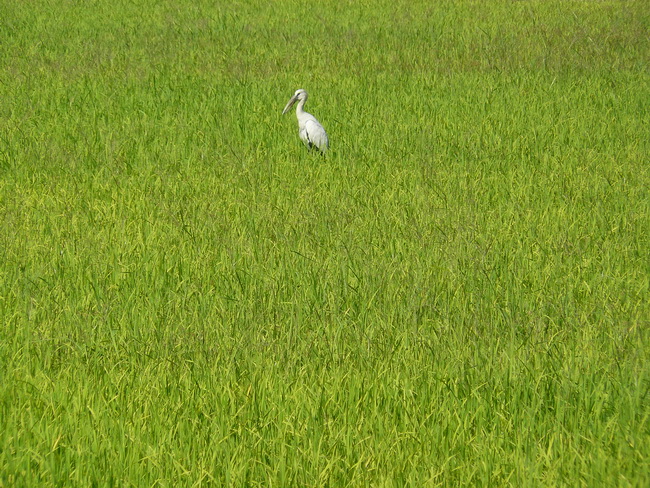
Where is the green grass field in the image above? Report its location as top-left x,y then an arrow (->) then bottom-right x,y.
1,0 -> 649,485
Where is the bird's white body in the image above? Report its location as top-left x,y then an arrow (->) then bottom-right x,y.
282,89 -> 329,154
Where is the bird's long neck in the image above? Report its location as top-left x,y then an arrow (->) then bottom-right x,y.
295,98 -> 307,117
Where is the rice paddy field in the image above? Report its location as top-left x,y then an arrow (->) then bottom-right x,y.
1,0 -> 649,486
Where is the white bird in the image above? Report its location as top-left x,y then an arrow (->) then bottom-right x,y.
282,89 -> 329,154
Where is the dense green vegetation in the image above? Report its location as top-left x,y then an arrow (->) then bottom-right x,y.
1,0 -> 648,485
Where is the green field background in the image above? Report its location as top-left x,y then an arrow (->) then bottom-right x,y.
1,0 -> 649,486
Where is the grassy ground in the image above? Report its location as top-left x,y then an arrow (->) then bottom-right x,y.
1,0 -> 649,485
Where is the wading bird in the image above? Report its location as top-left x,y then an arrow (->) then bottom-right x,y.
282,89 -> 329,154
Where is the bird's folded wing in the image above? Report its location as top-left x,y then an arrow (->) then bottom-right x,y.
305,119 -> 329,151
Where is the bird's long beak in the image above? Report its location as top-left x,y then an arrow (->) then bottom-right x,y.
282,94 -> 298,114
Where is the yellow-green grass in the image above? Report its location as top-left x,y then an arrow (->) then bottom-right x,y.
1,0 -> 648,485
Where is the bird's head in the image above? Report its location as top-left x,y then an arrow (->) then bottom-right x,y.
282,88 -> 308,114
